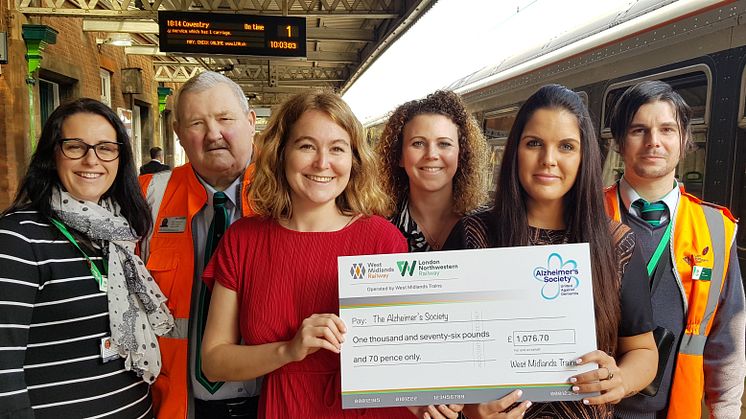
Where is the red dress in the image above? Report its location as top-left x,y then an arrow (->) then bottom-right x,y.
204,216 -> 414,418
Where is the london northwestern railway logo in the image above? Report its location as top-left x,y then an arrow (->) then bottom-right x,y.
396,260 -> 417,276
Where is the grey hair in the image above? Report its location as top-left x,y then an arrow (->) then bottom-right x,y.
175,71 -> 250,120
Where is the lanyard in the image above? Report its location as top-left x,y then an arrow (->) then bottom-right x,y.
645,220 -> 673,277
49,218 -> 107,291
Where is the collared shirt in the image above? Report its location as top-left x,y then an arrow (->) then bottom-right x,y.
619,177 -> 680,225
189,172 -> 261,401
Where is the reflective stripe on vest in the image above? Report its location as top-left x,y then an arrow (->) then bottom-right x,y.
163,316 -> 190,340
140,170 -> 173,264
678,205 -> 725,355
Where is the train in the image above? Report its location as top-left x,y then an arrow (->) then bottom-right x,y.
367,0 -> 746,273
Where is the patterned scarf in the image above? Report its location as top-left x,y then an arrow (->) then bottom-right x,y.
50,188 -> 174,383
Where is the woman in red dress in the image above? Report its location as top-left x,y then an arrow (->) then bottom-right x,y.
201,91 -> 432,418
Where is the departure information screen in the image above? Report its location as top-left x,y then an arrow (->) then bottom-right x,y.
158,11 -> 306,58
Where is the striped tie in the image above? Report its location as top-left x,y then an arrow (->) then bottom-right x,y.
196,191 -> 229,393
633,199 -> 667,227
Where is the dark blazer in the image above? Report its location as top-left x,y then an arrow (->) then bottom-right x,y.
139,160 -> 171,175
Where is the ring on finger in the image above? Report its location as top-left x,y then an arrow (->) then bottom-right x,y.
599,366 -> 611,380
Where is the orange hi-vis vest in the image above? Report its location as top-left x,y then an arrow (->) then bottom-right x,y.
604,182 -> 736,419
138,163 -> 254,419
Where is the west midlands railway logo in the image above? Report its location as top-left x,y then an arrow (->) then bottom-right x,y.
533,253 -> 580,300
350,263 -> 366,279
397,260 -> 417,276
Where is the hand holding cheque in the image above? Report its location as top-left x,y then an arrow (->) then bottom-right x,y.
338,243 -> 607,409
286,313 -> 347,360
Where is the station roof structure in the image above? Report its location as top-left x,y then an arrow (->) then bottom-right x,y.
18,0 -> 437,107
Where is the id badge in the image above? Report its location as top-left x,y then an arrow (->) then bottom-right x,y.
158,216 -> 187,233
100,336 -> 119,363
692,266 -> 712,281
98,275 -> 108,293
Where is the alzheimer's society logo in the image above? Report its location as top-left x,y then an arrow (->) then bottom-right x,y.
532,253 -> 580,300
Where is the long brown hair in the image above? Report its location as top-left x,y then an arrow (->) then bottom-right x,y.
493,84 -> 621,356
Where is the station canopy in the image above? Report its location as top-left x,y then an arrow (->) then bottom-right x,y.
18,0 -> 436,107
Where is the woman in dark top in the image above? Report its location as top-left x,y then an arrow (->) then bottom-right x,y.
445,85 -> 657,419
377,90 -> 489,252
0,98 -> 173,418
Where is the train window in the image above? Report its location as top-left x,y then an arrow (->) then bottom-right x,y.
483,107 -> 518,196
602,71 -> 709,130
600,68 -> 711,198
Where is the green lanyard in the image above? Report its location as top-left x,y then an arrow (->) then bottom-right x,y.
49,218 -> 107,291
645,220 -> 673,277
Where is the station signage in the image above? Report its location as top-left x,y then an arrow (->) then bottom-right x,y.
158,11 -> 306,58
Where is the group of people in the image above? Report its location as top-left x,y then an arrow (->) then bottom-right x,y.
0,70 -> 742,419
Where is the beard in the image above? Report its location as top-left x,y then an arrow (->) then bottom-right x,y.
631,154 -> 679,179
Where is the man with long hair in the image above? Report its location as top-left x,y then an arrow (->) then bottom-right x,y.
139,71 -> 260,418
605,80 -> 745,419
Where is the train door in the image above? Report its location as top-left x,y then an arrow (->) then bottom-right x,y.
600,68 -> 711,197
734,67 -> 746,274
735,66 -> 746,419
737,114 -> 746,419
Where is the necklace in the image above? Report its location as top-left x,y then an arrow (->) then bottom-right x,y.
417,220 -> 447,250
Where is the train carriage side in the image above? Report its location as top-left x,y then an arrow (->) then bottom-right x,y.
457,0 -> 746,275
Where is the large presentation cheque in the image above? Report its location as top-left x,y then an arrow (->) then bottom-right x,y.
338,243 -> 598,409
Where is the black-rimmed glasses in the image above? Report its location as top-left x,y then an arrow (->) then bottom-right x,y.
58,138 -> 123,162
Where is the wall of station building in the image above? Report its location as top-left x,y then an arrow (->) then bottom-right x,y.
0,5 -> 177,209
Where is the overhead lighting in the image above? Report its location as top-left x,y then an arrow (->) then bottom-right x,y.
96,33 -> 132,48
108,32 -> 132,47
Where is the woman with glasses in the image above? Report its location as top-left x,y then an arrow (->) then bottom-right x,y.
0,98 -> 173,418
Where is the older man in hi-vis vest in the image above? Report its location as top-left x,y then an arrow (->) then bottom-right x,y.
139,71 -> 260,419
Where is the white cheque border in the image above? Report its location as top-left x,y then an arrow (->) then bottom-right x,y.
338,244 -> 599,408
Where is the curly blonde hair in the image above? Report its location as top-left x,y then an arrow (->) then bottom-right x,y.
250,90 -> 389,220
376,90 -> 488,215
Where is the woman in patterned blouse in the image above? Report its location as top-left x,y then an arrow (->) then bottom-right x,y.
376,90 -> 489,252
